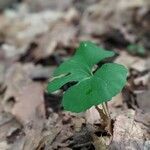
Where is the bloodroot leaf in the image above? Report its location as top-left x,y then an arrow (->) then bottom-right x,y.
47,41 -> 114,93
47,41 -> 128,112
63,63 -> 128,112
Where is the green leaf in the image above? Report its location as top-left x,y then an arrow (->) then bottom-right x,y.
47,41 -> 128,112
127,44 -> 146,56
47,41 -> 115,92
63,63 -> 127,112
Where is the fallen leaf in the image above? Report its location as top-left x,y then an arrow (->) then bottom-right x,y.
0,141 -> 10,150
115,51 -> 142,68
2,63 -> 46,150
86,106 -> 100,124
2,63 -> 32,112
136,81 -> 150,112
131,58 -> 147,72
12,82 -> 45,124
49,21 -> 78,48
110,109 -> 146,149
108,93 -> 124,119
25,0 -> 73,12
23,63 -> 55,80
92,134 -> 109,150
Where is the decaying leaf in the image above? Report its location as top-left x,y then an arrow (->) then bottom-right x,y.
12,82 -> 45,124
110,110 -> 146,150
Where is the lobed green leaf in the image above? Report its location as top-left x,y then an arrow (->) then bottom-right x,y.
47,41 -> 128,112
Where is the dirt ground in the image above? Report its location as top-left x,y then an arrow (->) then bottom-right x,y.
0,0 -> 150,149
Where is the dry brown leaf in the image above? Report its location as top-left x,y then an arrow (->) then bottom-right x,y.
25,0 -> 73,12
110,109 -> 145,150
3,63 -> 46,124
109,94 -> 123,108
72,116 -> 85,132
0,141 -> 10,150
1,64 -> 54,150
0,116 -> 21,142
12,82 -> 45,124
86,106 -> 100,125
137,81 -> 150,112
23,63 -> 55,81
107,94 -> 124,119
64,8 -> 80,23
92,134 -> 109,150
81,0 -> 150,45
49,22 -> 78,48
131,58 -> 147,72
2,63 -> 46,150
115,51 -> 142,68
1,9 -> 66,59
2,63 -> 32,112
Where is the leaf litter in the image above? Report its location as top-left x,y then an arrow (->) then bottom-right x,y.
0,0 -> 149,149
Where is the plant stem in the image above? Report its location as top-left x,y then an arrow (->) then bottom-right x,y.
103,102 -> 111,118
95,103 -> 112,134
95,105 -> 107,123
102,103 -> 108,116
105,102 -> 111,118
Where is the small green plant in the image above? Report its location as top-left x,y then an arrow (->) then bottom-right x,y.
47,41 -> 128,126
127,44 -> 146,56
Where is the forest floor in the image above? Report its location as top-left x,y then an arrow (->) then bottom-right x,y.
0,0 -> 150,149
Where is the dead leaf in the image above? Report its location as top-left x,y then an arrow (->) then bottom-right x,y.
0,113 -> 21,142
108,93 -> 124,119
92,134 -> 109,150
86,106 -> 100,124
25,0 -> 73,12
1,63 -> 46,150
2,63 -> 32,112
131,58 -> 147,72
72,116 -> 85,132
23,63 -> 55,81
115,51 -> 142,68
0,141 -> 10,150
110,109 -> 145,150
64,8 -> 80,23
137,81 -> 150,112
49,21 -> 78,48
12,82 -> 45,124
